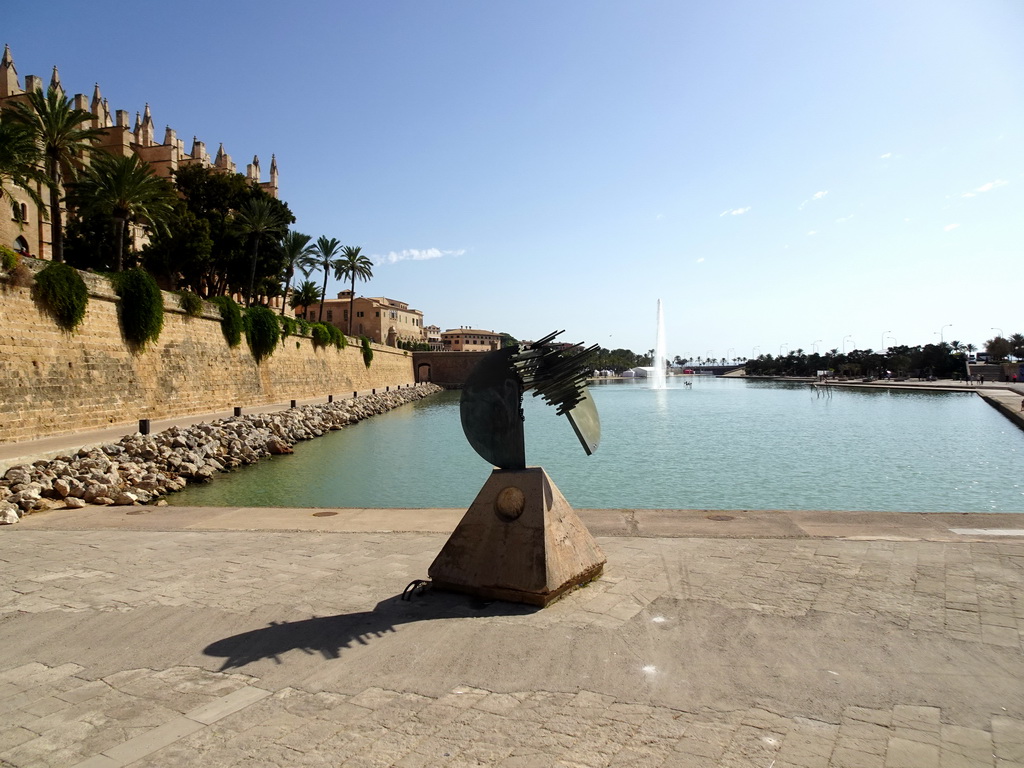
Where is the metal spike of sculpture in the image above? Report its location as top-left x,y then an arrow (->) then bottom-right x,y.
428,332 -> 606,606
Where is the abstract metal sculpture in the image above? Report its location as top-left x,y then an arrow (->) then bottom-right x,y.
459,331 -> 600,469
428,332 -> 606,606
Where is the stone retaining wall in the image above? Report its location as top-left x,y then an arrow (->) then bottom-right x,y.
412,350 -> 490,387
0,258 -> 415,444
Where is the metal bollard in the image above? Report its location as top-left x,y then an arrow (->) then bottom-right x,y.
139,418 -> 151,435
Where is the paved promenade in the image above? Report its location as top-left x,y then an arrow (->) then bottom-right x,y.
2,506 -> 1023,767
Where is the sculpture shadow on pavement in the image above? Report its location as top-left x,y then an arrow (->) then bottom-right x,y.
203,589 -> 537,671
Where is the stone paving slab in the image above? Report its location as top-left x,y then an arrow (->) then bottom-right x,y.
1,515 -> 1023,766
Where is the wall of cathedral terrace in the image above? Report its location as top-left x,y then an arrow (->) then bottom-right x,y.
0,259 -> 415,444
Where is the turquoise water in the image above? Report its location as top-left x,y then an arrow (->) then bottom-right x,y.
173,378 -> 1024,512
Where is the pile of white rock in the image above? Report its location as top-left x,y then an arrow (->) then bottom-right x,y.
0,384 -> 443,524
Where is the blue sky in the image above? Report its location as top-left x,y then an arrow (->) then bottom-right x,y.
8,0 -> 1023,358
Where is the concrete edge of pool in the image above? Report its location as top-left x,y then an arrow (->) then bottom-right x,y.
13,504 -> 1024,542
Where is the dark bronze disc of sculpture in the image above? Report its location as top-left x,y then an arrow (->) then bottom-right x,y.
459,332 -> 600,469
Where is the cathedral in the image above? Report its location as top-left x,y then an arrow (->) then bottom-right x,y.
0,45 -> 278,260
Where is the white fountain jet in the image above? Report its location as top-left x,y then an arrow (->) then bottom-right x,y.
652,299 -> 667,389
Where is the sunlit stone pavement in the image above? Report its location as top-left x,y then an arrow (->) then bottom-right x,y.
1,507 -> 1022,767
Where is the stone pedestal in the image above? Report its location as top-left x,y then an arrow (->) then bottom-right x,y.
428,467 -> 605,607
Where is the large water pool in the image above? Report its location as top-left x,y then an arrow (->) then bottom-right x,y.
173,378 -> 1024,513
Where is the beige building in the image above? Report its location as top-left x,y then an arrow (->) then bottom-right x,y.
0,45 -> 277,260
297,291 -> 426,346
424,325 -> 443,351
441,327 -> 503,352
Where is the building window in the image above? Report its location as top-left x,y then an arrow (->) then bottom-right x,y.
375,311 -> 380,317
343,311 -> 348,320
327,310 -> 333,321
357,311 -> 364,318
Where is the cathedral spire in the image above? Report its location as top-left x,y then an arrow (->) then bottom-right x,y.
0,44 -> 19,97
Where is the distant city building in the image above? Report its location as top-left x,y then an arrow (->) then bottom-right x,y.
0,45 -> 278,260
441,327 -> 503,352
296,291 -> 425,346
423,325 -> 443,351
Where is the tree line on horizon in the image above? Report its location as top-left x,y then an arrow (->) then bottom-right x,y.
0,84 -> 375,335
744,336 -> 1024,379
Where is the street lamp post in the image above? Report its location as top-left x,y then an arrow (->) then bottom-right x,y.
940,324 -> 952,343
882,330 -> 891,351
752,346 -> 761,358
843,335 -> 853,353
779,343 -> 788,357
727,347 -> 735,364
812,339 -> 822,354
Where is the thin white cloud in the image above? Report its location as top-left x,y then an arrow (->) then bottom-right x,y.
962,179 -> 1007,198
836,214 -> 854,223
374,248 -> 465,265
944,223 -> 960,232
655,213 -> 664,220
719,207 -> 751,216
798,190 -> 829,210
807,230 -> 817,236
879,152 -> 892,159
695,257 -> 705,263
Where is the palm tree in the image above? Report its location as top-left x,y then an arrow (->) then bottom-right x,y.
0,115 -> 47,217
4,85 -> 103,262
72,153 -> 176,271
232,197 -> 288,306
288,279 -> 323,313
278,230 -> 315,316
333,245 -> 374,335
297,236 -> 343,322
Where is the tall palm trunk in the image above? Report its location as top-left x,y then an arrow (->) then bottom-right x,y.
280,267 -> 293,316
246,237 -> 261,307
113,215 -> 127,272
348,274 -> 356,335
318,268 -> 328,321
46,156 -> 63,263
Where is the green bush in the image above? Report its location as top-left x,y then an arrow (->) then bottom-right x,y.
34,262 -> 89,330
112,268 -> 164,346
360,335 -> 374,368
176,290 -> 203,317
326,323 -> 348,350
296,318 -> 310,336
278,314 -> 296,341
0,244 -> 18,272
210,296 -> 243,348
244,306 -> 280,363
310,322 -> 331,349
